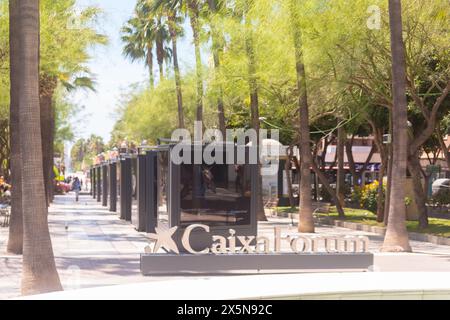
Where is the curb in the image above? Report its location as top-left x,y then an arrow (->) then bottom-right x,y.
320,217 -> 450,246
275,212 -> 450,246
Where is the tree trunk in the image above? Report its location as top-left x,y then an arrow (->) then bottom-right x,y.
208,0 -> 226,138
384,109 -> 393,224
16,0 -> 62,294
376,134 -> 388,223
369,119 -> 389,222
382,0 -> 412,252
377,158 -> 387,222
49,104 -> 55,202
359,144 -> 376,186
168,14 -> 184,129
285,149 -> 295,208
311,161 -> 346,217
7,0 -> 23,255
188,1 -> 204,123
147,43 -> 154,89
156,18 -> 165,83
244,2 -> 266,222
345,134 -> 358,188
39,74 -> 57,207
336,125 -> 346,206
158,62 -> 164,83
408,153 -> 429,229
436,122 -> 450,171
289,0 -> 315,232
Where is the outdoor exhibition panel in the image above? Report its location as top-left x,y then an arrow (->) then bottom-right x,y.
132,154 -> 148,232
150,144 -> 258,252
102,163 -> 109,207
119,157 -> 132,221
131,156 -> 138,226
144,151 -> 158,233
109,161 -> 117,213
96,165 -> 101,202
89,168 -> 93,197
92,167 -> 96,199
116,159 -> 121,216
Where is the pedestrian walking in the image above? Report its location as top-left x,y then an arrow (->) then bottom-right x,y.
72,177 -> 82,202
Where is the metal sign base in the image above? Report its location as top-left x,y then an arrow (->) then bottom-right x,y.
140,253 -> 374,276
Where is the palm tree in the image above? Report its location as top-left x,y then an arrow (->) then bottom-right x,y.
149,0 -> 185,128
39,74 -> 58,206
288,0 -> 314,233
187,0 -> 204,123
154,16 -> 172,82
7,0 -> 23,255
152,0 -> 204,123
382,0 -> 411,252
15,0 -> 62,294
39,75 -> 97,206
121,7 -> 156,88
206,0 -> 226,137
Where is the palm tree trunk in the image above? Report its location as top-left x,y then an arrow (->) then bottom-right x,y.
187,1 -> 204,123
382,0 -> 411,252
168,14 -> 184,129
208,0 -> 226,138
244,2 -> 266,222
156,16 -> 165,83
39,74 -> 57,207
289,0 -> 314,232
147,43 -> 154,89
16,0 -> 62,294
49,104 -> 55,202
7,0 -> 23,255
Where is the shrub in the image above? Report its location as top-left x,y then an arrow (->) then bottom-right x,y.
431,189 -> 450,206
352,180 -> 384,213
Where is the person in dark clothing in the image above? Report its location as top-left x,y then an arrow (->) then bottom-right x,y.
72,177 -> 82,202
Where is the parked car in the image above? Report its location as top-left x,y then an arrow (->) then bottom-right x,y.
432,179 -> 450,196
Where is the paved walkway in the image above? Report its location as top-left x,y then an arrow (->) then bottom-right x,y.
1,194 -> 450,299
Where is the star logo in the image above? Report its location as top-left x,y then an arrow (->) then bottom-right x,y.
146,227 -> 180,254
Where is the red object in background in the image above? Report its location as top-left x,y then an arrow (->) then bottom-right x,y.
54,181 -> 71,194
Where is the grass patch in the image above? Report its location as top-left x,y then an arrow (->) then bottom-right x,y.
278,206 -> 450,238
277,206 -> 299,215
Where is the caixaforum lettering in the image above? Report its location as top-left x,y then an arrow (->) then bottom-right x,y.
145,224 -> 370,255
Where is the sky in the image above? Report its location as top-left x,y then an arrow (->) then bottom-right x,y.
71,0 -> 196,143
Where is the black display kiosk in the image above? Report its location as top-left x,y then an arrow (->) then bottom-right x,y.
119,156 -> 132,221
96,166 -> 101,202
92,167 -> 96,199
146,144 -> 258,251
132,154 -> 149,232
131,156 -> 138,225
109,161 -> 117,213
102,164 -> 108,207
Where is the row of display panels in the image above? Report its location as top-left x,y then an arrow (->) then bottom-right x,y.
90,145 -> 258,251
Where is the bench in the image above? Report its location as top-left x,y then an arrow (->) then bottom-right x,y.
0,204 -> 10,227
264,198 -> 279,217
